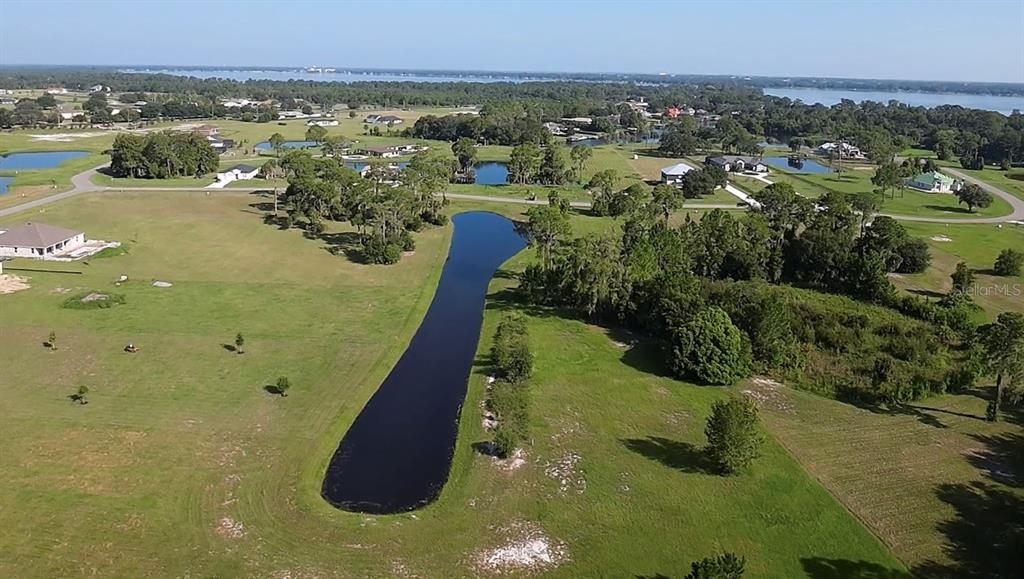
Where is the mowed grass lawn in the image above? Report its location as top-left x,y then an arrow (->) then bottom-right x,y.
892,222 -> 1024,317
753,382 -> 1023,577
0,191 -> 904,577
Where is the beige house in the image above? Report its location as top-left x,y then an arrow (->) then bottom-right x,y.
0,222 -> 85,258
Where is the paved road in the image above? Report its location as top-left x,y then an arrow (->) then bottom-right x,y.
2,164 -> 1021,224
0,164 -> 107,218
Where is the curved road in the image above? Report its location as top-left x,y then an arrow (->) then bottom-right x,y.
1,164 -> 1021,224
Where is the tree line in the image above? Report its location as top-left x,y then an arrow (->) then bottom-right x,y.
109,131 -> 219,178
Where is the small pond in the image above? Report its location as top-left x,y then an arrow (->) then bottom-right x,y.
473,161 -> 509,185
763,156 -> 833,174
254,140 -> 319,151
0,176 -> 13,195
0,151 -> 89,170
321,212 -> 527,514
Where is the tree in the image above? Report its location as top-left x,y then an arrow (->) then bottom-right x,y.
538,145 -> 570,185
274,376 -> 291,397
305,125 -> 328,145
519,205 -> 571,270
671,307 -> 750,385
569,144 -> 592,182
788,137 -> 805,153
955,183 -> 993,213
268,132 -> 286,158
659,128 -> 700,156
451,137 -> 477,172
851,192 -> 882,235
704,396 -> 763,475
48,330 -> 57,350
586,169 -> 618,198
74,385 -> 89,405
951,261 -> 975,295
650,183 -> 684,223
490,314 -> 533,384
994,248 -> 1024,276
507,143 -> 543,185
685,553 -> 747,579
871,161 -> 903,199
36,93 -> 57,109
235,332 -> 245,354
977,312 -> 1024,421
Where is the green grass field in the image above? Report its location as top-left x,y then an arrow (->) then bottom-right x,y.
0,190 -> 910,577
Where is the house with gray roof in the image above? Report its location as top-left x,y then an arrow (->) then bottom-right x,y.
0,222 -> 85,258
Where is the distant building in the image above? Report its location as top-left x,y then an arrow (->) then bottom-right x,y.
542,122 -> 568,136
816,142 -> 863,159
364,114 -> 404,125
44,85 -> 67,94
705,155 -> 767,173
307,118 -> 339,127
561,117 -> 593,127
192,125 -> 220,137
660,163 -> 694,184
906,170 -> 958,193
0,222 -> 85,258
89,84 -> 109,93
216,164 -> 259,182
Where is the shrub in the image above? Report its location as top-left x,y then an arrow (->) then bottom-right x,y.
490,381 -> 529,439
398,230 -> 416,252
491,314 -> 533,383
493,425 -> 518,458
704,396 -> 763,475
994,248 -> 1023,277
671,307 -> 751,385
61,291 -> 126,310
362,233 -> 402,264
895,238 -> 931,273
685,552 -> 747,579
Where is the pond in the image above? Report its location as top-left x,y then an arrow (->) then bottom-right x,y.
254,140 -> 319,151
0,176 -> 13,195
763,156 -> 833,174
321,212 -> 527,514
473,161 -> 509,185
0,151 -> 89,170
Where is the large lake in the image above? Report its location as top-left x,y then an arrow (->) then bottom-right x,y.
125,68 -> 549,84
320,211 -> 526,513
765,87 -> 1024,115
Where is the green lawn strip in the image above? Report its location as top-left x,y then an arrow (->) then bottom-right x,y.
756,382 -> 1023,574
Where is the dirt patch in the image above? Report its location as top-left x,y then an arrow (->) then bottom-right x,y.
544,451 -> 586,494
81,292 -> 110,302
472,520 -> 569,575
741,376 -> 795,414
0,274 -> 30,294
215,516 -> 245,539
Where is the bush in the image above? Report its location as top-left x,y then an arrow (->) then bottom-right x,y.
705,396 -> 763,475
895,238 -> 931,273
61,291 -> 127,310
994,248 -> 1023,276
685,552 -> 747,579
489,381 -> 529,439
671,307 -> 751,385
493,425 -> 519,458
362,232 -> 402,264
398,230 -> 416,252
491,314 -> 533,383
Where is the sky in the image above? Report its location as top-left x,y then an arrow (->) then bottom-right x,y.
1,0 -> 1022,83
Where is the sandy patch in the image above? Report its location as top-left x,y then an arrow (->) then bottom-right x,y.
931,235 -> 953,242
29,132 -> 107,142
473,520 -> 568,575
741,376 -> 795,413
0,274 -> 30,294
544,452 -> 586,494
215,516 -> 245,539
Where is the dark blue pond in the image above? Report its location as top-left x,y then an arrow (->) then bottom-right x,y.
0,151 -> 89,170
321,212 -> 526,514
0,176 -> 13,195
254,140 -> 319,150
473,162 -> 509,185
763,156 -> 834,174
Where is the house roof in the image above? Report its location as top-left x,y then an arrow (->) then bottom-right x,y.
228,164 -> 258,173
0,222 -> 82,248
913,171 -> 954,186
363,146 -> 397,154
661,163 -> 694,176
708,155 -> 761,165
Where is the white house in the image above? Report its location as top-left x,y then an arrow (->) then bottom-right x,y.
307,118 -> 339,127
906,171 -> 958,193
705,155 -> 767,173
0,222 -> 85,258
816,142 -> 864,159
660,163 -> 694,184
215,164 -> 260,183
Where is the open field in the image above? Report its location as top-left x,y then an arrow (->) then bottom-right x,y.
0,189 -> 907,577
892,222 -> 1024,317
753,381 -> 1023,577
